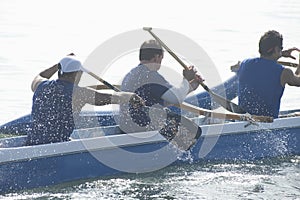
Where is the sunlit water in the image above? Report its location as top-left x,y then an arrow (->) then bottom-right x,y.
2,157 -> 300,199
0,0 -> 300,199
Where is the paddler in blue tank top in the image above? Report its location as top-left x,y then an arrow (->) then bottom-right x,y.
238,30 -> 300,118
27,54 -> 142,145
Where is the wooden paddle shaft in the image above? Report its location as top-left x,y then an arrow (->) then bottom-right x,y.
278,54 -> 300,68
178,102 -> 273,123
83,68 -> 121,92
88,84 -> 121,90
278,61 -> 298,68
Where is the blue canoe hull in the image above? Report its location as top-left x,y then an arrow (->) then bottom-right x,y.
1,115 -> 299,193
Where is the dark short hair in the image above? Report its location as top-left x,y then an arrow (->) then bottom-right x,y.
259,30 -> 283,56
139,40 -> 163,61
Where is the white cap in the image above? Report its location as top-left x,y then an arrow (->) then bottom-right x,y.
59,56 -> 83,73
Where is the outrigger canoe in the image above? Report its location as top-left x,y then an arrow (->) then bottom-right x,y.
0,109 -> 299,193
0,74 -> 299,193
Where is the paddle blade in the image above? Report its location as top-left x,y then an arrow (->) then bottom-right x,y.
159,110 -> 201,151
128,105 -> 201,151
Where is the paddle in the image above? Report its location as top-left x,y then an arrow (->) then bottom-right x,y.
82,68 -> 202,151
88,84 -> 121,90
232,61 -> 299,69
231,61 -> 299,71
85,71 -> 120,92
143,27 -> 246,114
278,61 -> 298,68
86,80 -> 272,123
178,102 -> 273,123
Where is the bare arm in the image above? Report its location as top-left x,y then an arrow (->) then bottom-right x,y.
80,88 -> 143,106
280,67 -> 300,87
281,50 -> 300,86
31,64 -> 59,92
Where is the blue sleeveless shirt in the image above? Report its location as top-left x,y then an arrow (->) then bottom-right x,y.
238,58 -> 284,118
27,80 -> 83,145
